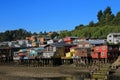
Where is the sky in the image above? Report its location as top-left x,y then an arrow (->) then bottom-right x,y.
0,0 -> 120,33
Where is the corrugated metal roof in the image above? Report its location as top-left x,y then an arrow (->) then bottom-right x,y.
50,42 -> 76,47
33,47 -> 44,51
88,39 -> 105,45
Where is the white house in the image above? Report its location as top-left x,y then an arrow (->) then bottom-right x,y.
47,40 -> 53,44
107,33 -> 120,44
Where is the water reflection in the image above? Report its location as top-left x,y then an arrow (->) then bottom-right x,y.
34,77 -> 85,80
33,77 -> 83,80
10,76 -> 87,80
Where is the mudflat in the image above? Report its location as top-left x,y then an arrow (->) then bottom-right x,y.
0,65 -> 89,80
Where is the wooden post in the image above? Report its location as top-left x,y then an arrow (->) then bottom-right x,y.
98,52 -> 101,70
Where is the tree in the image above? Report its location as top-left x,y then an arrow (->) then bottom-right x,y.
0,29 -> 32,42
112,12 -> 120,25
96,7 -> 114,25
58,30 -> 71,39
75,24 -> 84,29
97,10 -> 103,23
39,31 -> 43,37
33,32 -> 38,35
103,7 -> 114,25
88,21 -> 95,27
104,6 -> 112,15
105,13 -> 114,25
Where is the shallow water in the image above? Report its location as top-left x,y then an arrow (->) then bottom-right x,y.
11,74 -> 90,80
3,74 -> 90,80
108,75 -> 120,80
14,77 -> 84,80
4,72 -> 118,80
6,72 -> 120,80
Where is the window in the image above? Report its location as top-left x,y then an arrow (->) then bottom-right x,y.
82,49 -> 84,53
109,40 -> 111,42
49,46 -> 53,51
85,44 -> 89,47
109,35 -> 111,37
102,46 -> 106,50
101,52 -> 104,56
96,47 -> 99,50
116,40 -> 119,42
114,35 -> 117,37
78,44 -> 83,47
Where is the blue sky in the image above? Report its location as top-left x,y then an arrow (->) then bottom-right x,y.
0,0 -> 120,33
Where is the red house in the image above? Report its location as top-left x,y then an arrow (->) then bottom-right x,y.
92,45 -> 108,59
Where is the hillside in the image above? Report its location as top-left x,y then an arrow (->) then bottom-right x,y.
71,25 -> 120,39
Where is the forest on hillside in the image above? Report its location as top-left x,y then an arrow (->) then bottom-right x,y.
59,6 -> 120,39
0,29 -> 32,42
0,7 -> 120,42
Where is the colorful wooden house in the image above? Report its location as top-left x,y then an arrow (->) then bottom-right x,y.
26,36 -> 40,47
43,44 -> 64,58
91,45 -> 108,63
43,42 -> 76,58
91,45 -> 108,59
74,41 -> 91,58
14,47 -> 44,60
63,36 -> 78,44
65,41 -> 92,63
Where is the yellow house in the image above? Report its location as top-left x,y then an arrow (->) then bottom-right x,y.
66,52 -> 71,58
66,47 -> 76,58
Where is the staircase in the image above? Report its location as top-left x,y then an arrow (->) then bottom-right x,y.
91,63 -> 110,80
